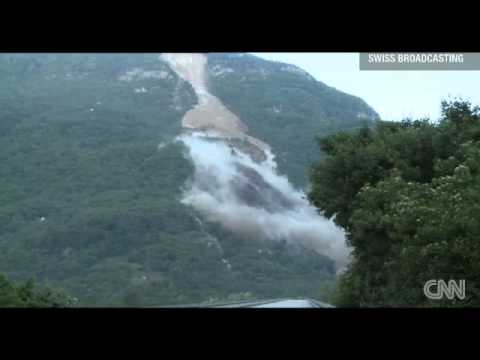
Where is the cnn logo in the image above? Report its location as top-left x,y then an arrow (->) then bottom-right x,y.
424,280 -> 466,300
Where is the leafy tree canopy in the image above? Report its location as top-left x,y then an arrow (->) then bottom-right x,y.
309,99 -> 480,307
0,273 -> 73,307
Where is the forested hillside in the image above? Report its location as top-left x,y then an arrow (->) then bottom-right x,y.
0,54 -> 376,306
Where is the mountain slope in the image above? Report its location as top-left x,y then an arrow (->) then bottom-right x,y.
0,53 -> 377,306
207,53 -> 379,188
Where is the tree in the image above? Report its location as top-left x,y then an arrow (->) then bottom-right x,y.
310,100 -> 480,307
0,273 -> 73,308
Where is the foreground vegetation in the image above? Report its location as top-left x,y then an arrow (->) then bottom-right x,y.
310,100 -> 480,307
0,273 -> 72,307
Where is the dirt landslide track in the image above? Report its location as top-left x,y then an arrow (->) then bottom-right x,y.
161,53 -> 269,154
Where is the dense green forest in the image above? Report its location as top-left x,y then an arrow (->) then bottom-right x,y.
309,100 -> 480,307
1,53 -> 373,307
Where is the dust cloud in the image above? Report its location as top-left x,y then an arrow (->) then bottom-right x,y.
163,53 -> 350,270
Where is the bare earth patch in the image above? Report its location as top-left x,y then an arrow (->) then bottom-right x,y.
161,53 -> 269,155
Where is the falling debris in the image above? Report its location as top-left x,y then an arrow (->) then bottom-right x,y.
162,53 -> 350,271
178,133 -> 349,270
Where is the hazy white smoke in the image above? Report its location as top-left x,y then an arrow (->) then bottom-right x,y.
177,133 -> 350,270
